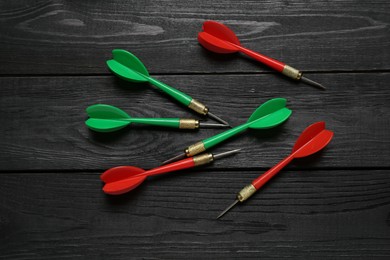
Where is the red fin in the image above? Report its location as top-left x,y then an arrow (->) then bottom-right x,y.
292,122 -> 326,153
100,166 -> 145,183
198,32 -> 239,54
293,130 -> 334,158
103,175 -> 147,195
202,21 -> 241,45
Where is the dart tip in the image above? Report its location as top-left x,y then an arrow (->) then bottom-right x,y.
161,153 -> 187,165
213,149 -> 242,160
300,76 -> 326,90
217,199 -> 239,219
207,111 -> 230,126
199,122 -> 231,129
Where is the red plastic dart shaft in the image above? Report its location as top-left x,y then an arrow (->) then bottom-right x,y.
198,21 -> 326,90
217,122 -> 334,219
102,157 -> 199,195
252,154 -> 294,189
232,43 -> 286,72
252,128 -> 332,190
102,149 -> 240,195
143,157 -> 196,177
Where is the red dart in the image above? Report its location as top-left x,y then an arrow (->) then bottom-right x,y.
217,121 -> 333,219
101,149 -> 240,195
198,20 -> 326,90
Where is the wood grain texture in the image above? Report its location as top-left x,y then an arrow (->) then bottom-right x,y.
1,0 -> 389,258
0,0 -> 389,74
0,73 -> 389,171
0,169 -> 389,258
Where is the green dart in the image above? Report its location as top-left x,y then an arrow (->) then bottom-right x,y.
107,49 -> 229,126
85,104 -> 229,132
162,98 -> 292,165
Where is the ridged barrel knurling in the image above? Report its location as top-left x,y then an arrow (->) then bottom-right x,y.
188,99 -> 208,115
237,184 -> 256,202
179,119 -> 199,129
282,65 -> 302,80
193,153 -> 213,166
185,141 -> 206,157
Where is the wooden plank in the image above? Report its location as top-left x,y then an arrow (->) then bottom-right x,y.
0,169 -> 389,258
0,0 -> 389,74
0,73 -> 389,170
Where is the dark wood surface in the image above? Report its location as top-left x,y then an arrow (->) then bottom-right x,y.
0,1 -> 389,259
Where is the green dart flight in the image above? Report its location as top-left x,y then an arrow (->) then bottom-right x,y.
162,98 -> 292,164
106,49 -> 229,126
85,104 -> 229,132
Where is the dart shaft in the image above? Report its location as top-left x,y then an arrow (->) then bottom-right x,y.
234,44 -> 286,72
101,156 -> 207,196
127,117 -> 181,128
145,153 -> 218,178
202,122 -> 250,149
235,44 -> 307,81
144,71 -> 230,122
252,154 -> 294,189
147,76 -> 193,106
145,157 -> 198,177
147,77 -> 211,116
186,106 -> 286,157
122,149 -> 239,179
101,117 -> 225,130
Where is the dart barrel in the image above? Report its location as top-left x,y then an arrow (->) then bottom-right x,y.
188,99 -> 209,115
179,119 -> 200,129
281,65 -> 302,80
185,141 -> 206,157
193,153 -> 214,166
237,184 -> 257,202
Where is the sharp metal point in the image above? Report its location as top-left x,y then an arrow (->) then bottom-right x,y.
213,149 -> 241,160
161,153 -> 187,165
207,111 -> 230,127
217,199 -> 239,219
199,122 -> 231,128
300,76 -> 326,90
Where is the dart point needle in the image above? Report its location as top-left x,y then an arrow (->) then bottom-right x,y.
300,76 -> 326,90
199,122 -> 230,128
207,111 -> 230,127
213,149 -> 241,160
161,153 -> 187,165
217,199 -> 239,219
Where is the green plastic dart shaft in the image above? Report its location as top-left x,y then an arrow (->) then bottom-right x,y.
116,118 -> 180,128
107,49 -> 228,125
86,104 -> 228,133
203,122 -> 250,149
147,77 -> 193,107
86,117 -> 229,132
161,98 -> 292,165
203,103 -> 291,149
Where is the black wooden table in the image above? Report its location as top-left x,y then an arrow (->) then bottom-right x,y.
1,1 -> 389,259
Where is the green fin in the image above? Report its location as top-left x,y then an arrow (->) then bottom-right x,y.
86,104 -> 130,119
106,49 -> 149,83
249,108 -> 292,129
86,104 -> 131,132
247,98 -> 287,123
85,118 -> 129,132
